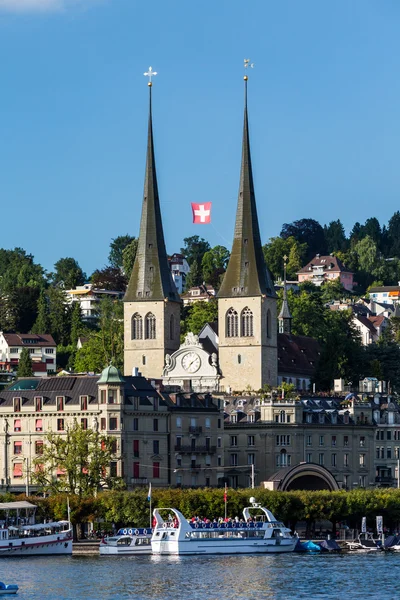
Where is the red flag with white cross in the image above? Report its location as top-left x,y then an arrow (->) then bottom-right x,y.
191,202 -> 211,224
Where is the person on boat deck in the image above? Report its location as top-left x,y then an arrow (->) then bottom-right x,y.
235,516 -> 239,523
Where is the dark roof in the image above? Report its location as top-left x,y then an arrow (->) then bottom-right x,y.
278,333 -> 320,376
218,80 -> 275,299
278,284 -> 292,320
355,315 -> 377,335
162,392 -> 219,411
2,333 -> 56,347
298,255 -> 352,274
124,86 -> 180,304
369,286 -> 400,293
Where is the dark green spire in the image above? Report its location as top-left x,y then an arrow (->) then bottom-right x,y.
278,257 -> 292,333
124,83 -> 180,303
218,77 -> 275,299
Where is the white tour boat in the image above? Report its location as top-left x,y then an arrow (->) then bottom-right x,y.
151,497 -> 297,555
0,501 -> 72,556
100,527 -> 152,555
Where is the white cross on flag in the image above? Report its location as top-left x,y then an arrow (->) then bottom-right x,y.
191,202 -> 212,224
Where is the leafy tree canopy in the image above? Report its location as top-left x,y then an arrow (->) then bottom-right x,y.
280,219 -> 326,262
31,421 -> 120,498
51,257 -> 86,289
109,235 -> 135,270
91,266 -> 126,292
17,347 -> 33,377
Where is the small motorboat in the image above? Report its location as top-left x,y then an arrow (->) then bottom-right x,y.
99,528 -> 152,555
0,582 -> 18,595
346,532 -> 383,552
294,539 -> 321,553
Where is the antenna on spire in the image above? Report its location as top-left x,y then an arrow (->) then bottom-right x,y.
144,66 -> 158,86
244,58 -> 254,80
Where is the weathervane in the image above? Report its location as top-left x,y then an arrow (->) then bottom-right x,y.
144,66 -> 157,86
244,58 -> 254,80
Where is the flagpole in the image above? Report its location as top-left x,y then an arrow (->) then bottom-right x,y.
150,496 -> 152,530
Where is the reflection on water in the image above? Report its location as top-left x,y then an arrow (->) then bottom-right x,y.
0,552 -> 398,599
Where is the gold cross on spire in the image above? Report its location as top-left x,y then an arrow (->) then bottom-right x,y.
144,66 -> 157,86
283,254 -> 288,264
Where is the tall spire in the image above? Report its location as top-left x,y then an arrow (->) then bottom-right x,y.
124,70 -> 180,304
278,255 -> 292,334
218,72 -> 275,298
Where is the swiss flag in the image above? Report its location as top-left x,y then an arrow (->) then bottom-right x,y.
191,202 -> 211,224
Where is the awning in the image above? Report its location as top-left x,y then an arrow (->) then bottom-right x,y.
35,419 -> 43,429
56,468 -> 66,476
0,501 -> 36,510
12,464 -> 23,477
14,419 -> 21,429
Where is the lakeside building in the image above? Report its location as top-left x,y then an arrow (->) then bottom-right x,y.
0,366 -> 222,494
297,254 -> 354,291
0,333 -> 56,377
222,394 -> 375,490
181,284 -> 216,306
368,284 -> 400,306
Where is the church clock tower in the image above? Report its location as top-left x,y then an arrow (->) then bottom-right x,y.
218,72 -> 277,391
123,71 -> 181,378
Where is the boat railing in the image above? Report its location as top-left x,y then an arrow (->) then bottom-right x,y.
189,521 -> 265,530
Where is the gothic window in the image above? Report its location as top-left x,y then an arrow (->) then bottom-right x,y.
169,314 -> 175,340
226,308 -> 238,337
241,307 -> 253,337
145,313 -> 156,339
131,313 -> 143,340
267,309 -> 272,338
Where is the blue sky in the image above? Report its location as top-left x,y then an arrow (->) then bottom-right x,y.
1,0 -> 400,275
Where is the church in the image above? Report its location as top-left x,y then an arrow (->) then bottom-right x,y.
123,74 -> 318,394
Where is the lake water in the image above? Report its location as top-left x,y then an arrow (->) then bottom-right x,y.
1,553 -> 398,599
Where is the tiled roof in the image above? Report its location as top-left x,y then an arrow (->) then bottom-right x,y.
355,315 -> 377,335
298,255 -> 352,274
278,334 -> 320,377
2,334 -> 56,347
369,286 -> 400,293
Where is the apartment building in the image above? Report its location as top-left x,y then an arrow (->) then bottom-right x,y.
0,333 -> 56,376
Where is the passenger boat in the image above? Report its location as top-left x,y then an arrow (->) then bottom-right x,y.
0,501 -> 72,556
151,497 -> 297,555
99,528 -> 152,555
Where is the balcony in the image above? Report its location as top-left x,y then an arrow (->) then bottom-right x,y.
174,445 -> 216,454
131,477 -> 148,485
375,476 -> 394,485
189,426 -> 202,434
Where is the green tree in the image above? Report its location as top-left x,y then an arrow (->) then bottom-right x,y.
31,289 -> 50,335
31,421 -> 118,498
180,236 -> 211,267
320,279 -> 350,303
91,267 -> 126,291
47,287 -> 70,346
387,211 -> 400,258
0,286 -> 40,333
17,348 -> 33,377
184,259 -> 202,289
181,300 -> 218,338
74,298 -> 123,372
51,257 -> 86,289
324,220 -> 348,253
109,235 -> 135,270
201,245 -> 230,288
263,236 -> 307,280
0,248 -> 45,292
122,238 -> 138,279
69,302 -> 83,347
280,218 -> 326,262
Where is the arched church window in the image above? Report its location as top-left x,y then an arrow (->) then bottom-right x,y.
169,314 -> 175,340
241,307 -> 253,337
226,308 -> 238,338
131,313 -> 143,340
145,313 -> 156,339
267,309 -> 272,338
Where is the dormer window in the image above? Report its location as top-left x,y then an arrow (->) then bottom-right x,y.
13,398 -> 21,413
230,414 -> 237,423
35,397 -> 42,412
80,396 -> 88,411
56,396 -> 64,412
319,413 -> 325,424
306,413 -> 312,424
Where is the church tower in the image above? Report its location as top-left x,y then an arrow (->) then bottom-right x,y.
124,73 -> 181,378
218,73 -> 277,391
278,257 -> 292,334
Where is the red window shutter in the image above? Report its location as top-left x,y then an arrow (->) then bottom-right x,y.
153,462 -> 160,478
133,462 -> 140,478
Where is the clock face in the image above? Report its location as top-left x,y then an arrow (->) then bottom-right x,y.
182,352 -> 201,373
